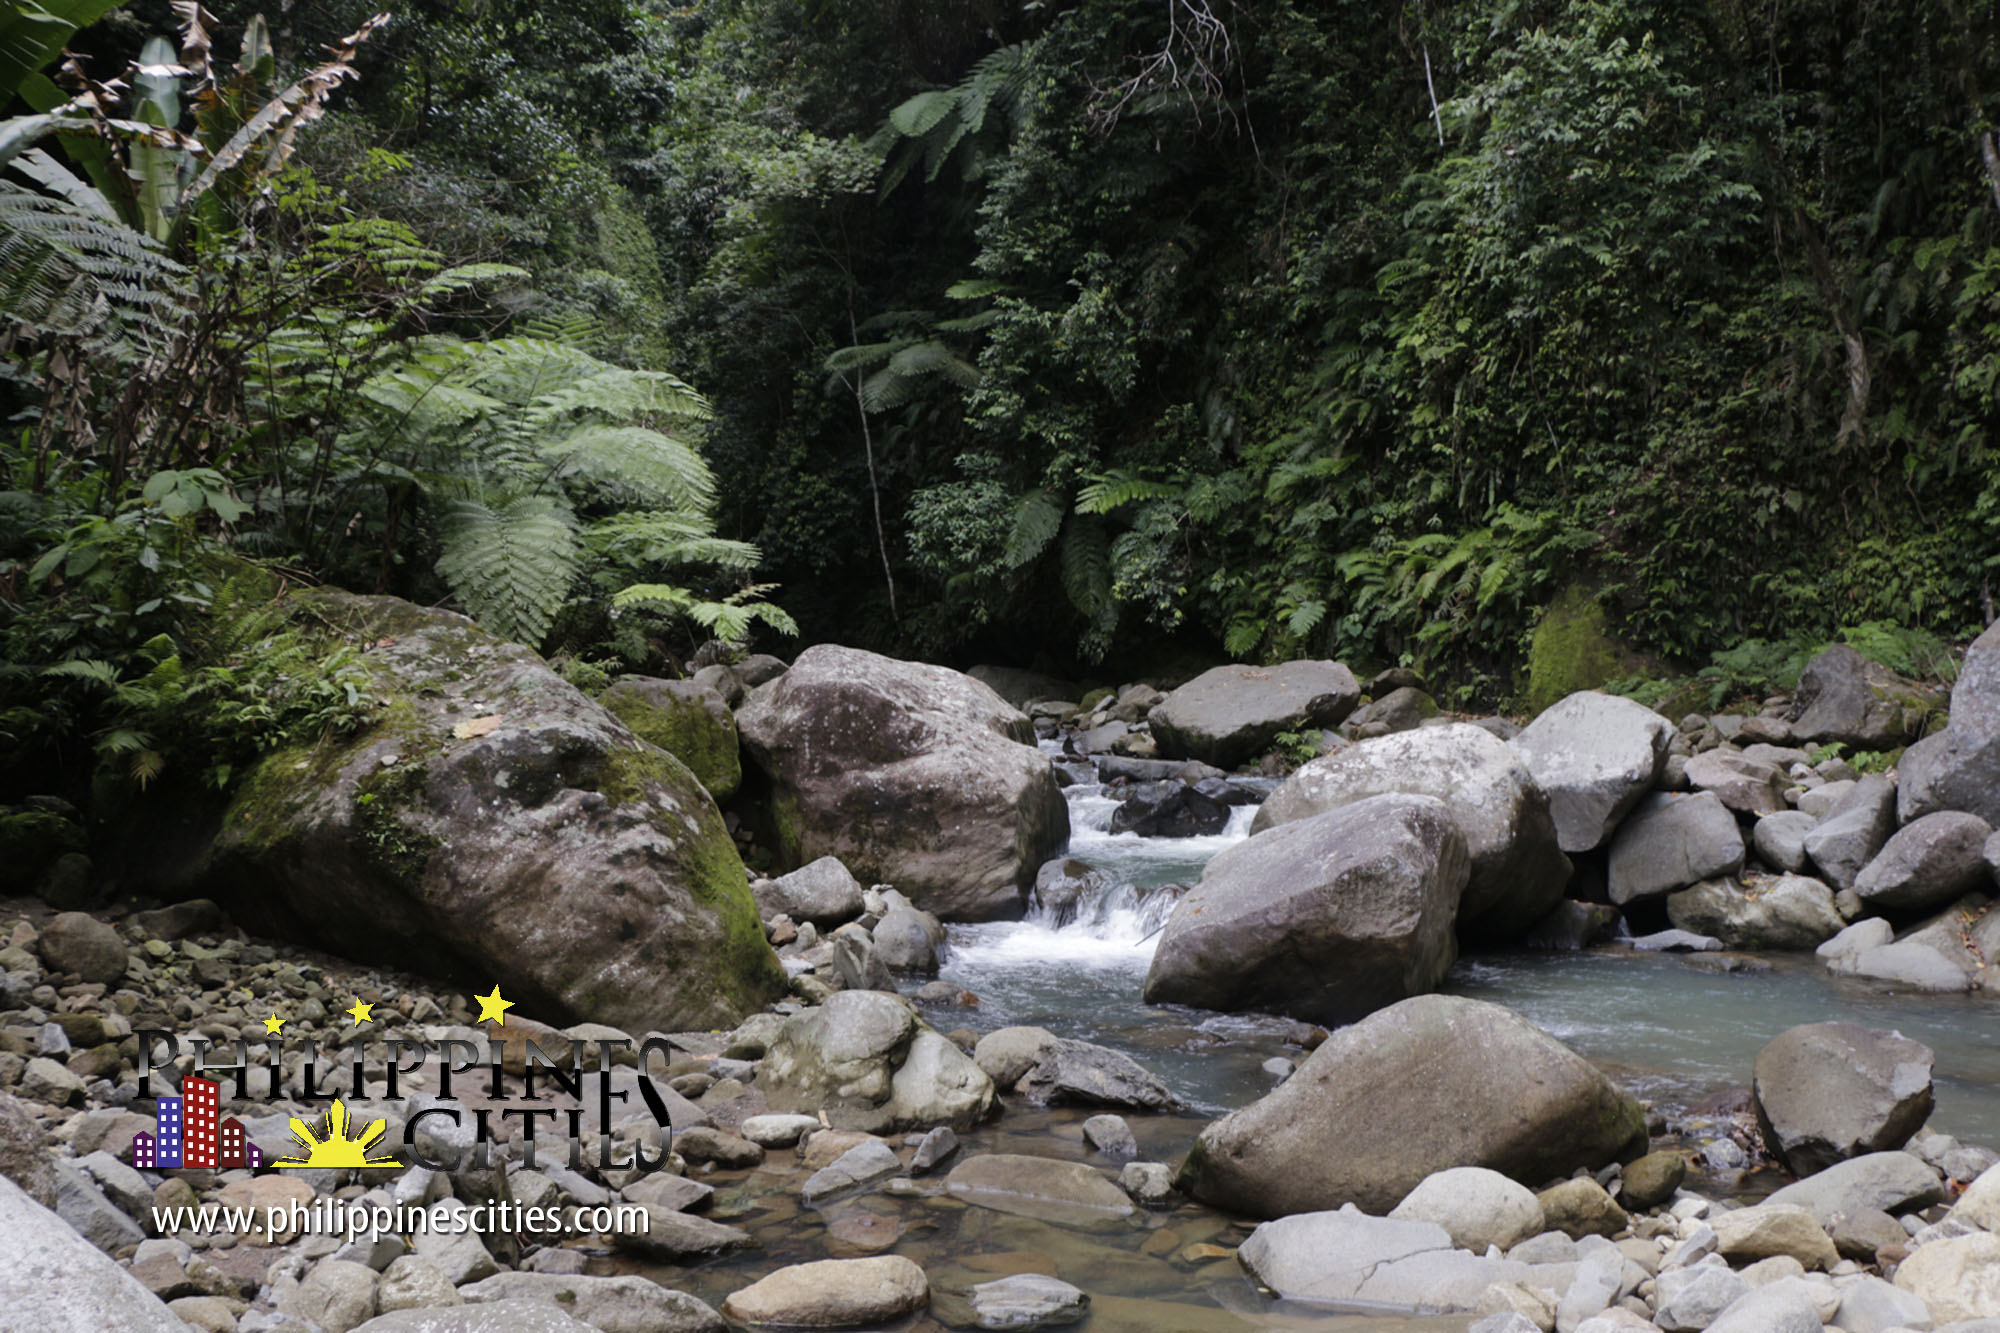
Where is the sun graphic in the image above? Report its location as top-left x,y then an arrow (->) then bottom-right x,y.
273,1099 -> 403,1169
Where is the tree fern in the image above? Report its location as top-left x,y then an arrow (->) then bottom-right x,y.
1074,470 -> 1183,514
879,42 -> 1036,194
435,494 -> 580,646
1060,516 -> 1118,659
1002,488 -> 1065,568
613,582 -> 799,644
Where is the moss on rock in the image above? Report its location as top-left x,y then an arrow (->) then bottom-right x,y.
1527,585 -> 1641,715
600,678 -> 742,802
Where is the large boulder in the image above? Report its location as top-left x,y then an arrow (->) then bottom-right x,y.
1899,620 -> 2000,826
1237,1206 -> 1538,1311
200,592 -> 783,1033
1684,750 -> 1789,816
757,990 -> 997,1133
721,1257 -> 929,1328
737,645 -> 1068,920
599,676 -> 741,802
1143,795 -> 1468,1026
1509,691 -> 1672,852
1839,892 -> 2000,991
0,1174 -> 187,1330
1606,792 -> 1744,905
1762,1151 -> 1948,1224
1803,775 -> 1898,891
34,912 -> 127,985
1788,645 -> 1941,749
1853,810 -> 1993,912
1249,725 -> 1572,939
1665,875 -> 1845,950
1147,661 -> 1359,769
751,857 -> 865,929
1752,1022 -> 1936,1174
1176,995 -> 1646,1217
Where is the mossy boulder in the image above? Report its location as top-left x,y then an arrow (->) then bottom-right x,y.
600,677 -> 742,802
0,803 -> 85,887
737,644 -> 1068,921
201,590 -> 784,1032
1526,585 -> 1647,716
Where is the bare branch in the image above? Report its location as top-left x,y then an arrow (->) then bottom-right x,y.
1088,0 -> 1237,136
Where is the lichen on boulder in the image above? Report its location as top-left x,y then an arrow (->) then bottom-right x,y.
200,590 -> 784,1033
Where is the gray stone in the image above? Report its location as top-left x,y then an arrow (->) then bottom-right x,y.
280,1258 -> 379,1333
754,857 -> 866,929
739,1113 -> 822,1149
1685,749 -> 1790,815
972,1027 -> 1056,1090
738,644 -> 1069,921
831,925 -> 895,993
75,1149 -> 151,1222
1665,874 -> 1845,950
0,1174 -> 184,1329
1833,1273 -> 1936,1333
1855,810 -> 1994,912
1237,1205 -> 1533,1312
1845,892 -> 2000,990
1753,1022 -> 1936,1173
612,1204 -> 753,1260
1817,916 -> 1895,968
1014,1038 -> 1174,1111
1144,795 -> 1468,1026
759,990 -> 997,1133
1554,1244 -> 1624,1331
1956,1161 -> 2000,1231
53,1159 -> 144,1255
35,911 -> 128,984
408,1201 -> 499,1285
721,1256 -> 929,1327
199,591 -> 783,1033
126,899 -> 226,941
1108,780 -> 1229,838
1387,1166 -> 1545,1253
1762,1150 -> 1948,1223
1898,621 -> 2000,827
1702,1278 -> 1826,1333
621,1172 -> 713,1214
944,1154 -> 1136,1228
1536,1176 -> 1626,1239
800,1140 -> 903,1204
1896,1232 -> 2000,1322
1177,994 -> 1646,1217
1606,792 -> 1744,905
1790,644 -> 1940,748
1251,724 -> 1572,938
872,905 -> 944,973
1118,1161 -> 1174,1207
379,1256 -> 474,1312
0,1092 -> 56,1207
1710,1203 -> 1839,1269
910,1126 -> 958,1173
1653,1263 -> 1749,1332
1080,1115 -> 1136,1159
459,1272 -> 724,1333
965,1273 -> 1088,1329
1148,660 -> 1361,769
350,1301 -> 600,1332
1804,774 -> 1898,891
1753,810 -> 1817,873
1509,691 -> 1673,853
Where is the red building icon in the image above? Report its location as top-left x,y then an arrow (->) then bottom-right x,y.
218,1117 -> 247,1169
182,1075 -> 219,1168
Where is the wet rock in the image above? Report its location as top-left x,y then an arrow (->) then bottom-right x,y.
1817,916 -> 1894,970
35,911 -> 127,984
1665,874 -> 1845,950
910,1125 -> 958,1174
1842,891 -> 2000,989
1606,792 -> 1744,905
599,676 -> 741,802
1617,1152 -> 1686,1210
1535,1177 -> 1626,1239
1388,1166 -> 1546,1252
200,591 -> 783,1033
612,1204 -> 753,1260
1118,1161 -> 1174,1207
1685,749 -> 1790,816
0,1176 -> 183,1328
674,1126 -> 763,1169
1894,1230 -> 2000,1321
1177,994 -> 1646,1217
1710,1202 -> 1838,1269
722,1255 -> 928,1327
966,1273 -> 1088,1329
1028,860 -> 1107,927
1509,691 -> 1673,852
753,857 -> 866,929
1854,810 -> 1993,912
944,1154 -> 1137,1228
800,1140 -> 903,1204
759,990 -> 997,1133
1803,774 -> 1898,891
1108,781 -> 1229,838
1238,1205 -> 1534,1311
1148,660 -> 1360,769
350,1301 -> 600,1332
739,1113 -> 822,1149
1014,1038 -> 1174,1111
1752,810 -> 1817,874
1763,1151 -> 1947,1224
738,644 -> 1068,921
1080,1115 -> 1137,1159
1753,1022 -> 1935,1173
1523,899 -> 1620,951
973,1027 -> 1056,1089
1144,795 -> 1468,1026
872,905 -> 944,974
460,1272 -> 724,1333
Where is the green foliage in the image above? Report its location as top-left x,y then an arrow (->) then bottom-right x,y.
1270,729 -> 1322,770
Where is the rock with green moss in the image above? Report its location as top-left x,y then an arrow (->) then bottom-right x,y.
600,677 -> 741,802
0,802 -> 85,888
737,645 -> 1068,921
1789,645 -> 1943,749
1526,586 -> 1637,716
1175,994 -> 1646,1218
201,591 -> 784,1033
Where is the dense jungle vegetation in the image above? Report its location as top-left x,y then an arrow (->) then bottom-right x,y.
4,0 -> 2000,803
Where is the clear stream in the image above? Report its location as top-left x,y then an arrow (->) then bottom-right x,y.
636,756 -> 2000,1330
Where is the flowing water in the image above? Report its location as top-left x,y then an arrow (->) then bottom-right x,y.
638,756 -> 2000,1329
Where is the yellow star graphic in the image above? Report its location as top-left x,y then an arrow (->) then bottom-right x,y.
346,1000 -> 374,1025
473,984 -> 514,1026
262,1013 -> 285,1036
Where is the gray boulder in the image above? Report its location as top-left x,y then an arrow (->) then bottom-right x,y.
1842,892 -> 2000,991
0,1174 -> 185,1330
1753,1021 -> 1936,1174
35,912 -> 127,985
758,990 -> 997,1132
199,591 -> 783,1033
1177,995 -> 1646,1217
1509,691 -> 1672,852
0,1093 -> 57,1207
598,676 -> 741,802
1899,620 -> 2000,826
1387,1166 -> 1546,1253
1143,795 -> 1468,1026
53,1160 -> 143,1254
1804,774 -> 1899,890
1685,749 -> 1789,816
1344,686 -> 1439,735
1665,874 -> 1845,950
872,904 -> 944,973
352,1301 -> 603,1332
943,1154 -> 1136,1229
1606,792 -> 1744,905
1251,725 -> 1571,939
753,856 -> 865,928
1014,1038 -> 1175,1111
738,644 -> 1068,921
965,1274 -> 1088,1329
1107,780 -> 1229,837
973,1026 -> 1057,1089
1148,661 -> 1360,769
458,1273 -> 722,1333
1854,810 -> 1993,912
1237,1206 -> 1536,1311
1762,1150 -> 1948,1224
1752,810 -> 1817,873
1789,644 -> 1941,748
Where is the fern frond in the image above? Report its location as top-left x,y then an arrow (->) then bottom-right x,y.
587,512 -> 760,568
1003,488 -> 1064,568
1074,472 -> 1181,514
435,494 -> 580,646
1060,516 -> 1116,627
542,423 -> 717,513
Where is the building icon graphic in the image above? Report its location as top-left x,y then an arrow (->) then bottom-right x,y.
132,1093 -> 184,1169
183,1075 -> 219,1168
217,1117 -> 261,1169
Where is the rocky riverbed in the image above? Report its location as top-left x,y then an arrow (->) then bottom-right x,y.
2,595 -> 2000,1331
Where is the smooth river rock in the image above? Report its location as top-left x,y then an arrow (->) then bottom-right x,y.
1752,1022 -> 1936,1174
1176,995 -> 1646,1216
1508,690 -> 1672,852
758,990 -> 997,1133
1148,660 -> 1360,769
1854,810 -> 1994,912
722,1256 -> 930,1327
1665,874 -> 1845,950
0,1174 -> 186,1330
944,1154 -> 1137,1229
1606,791 -> 1744,905
1144,794 -> 1468,1026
